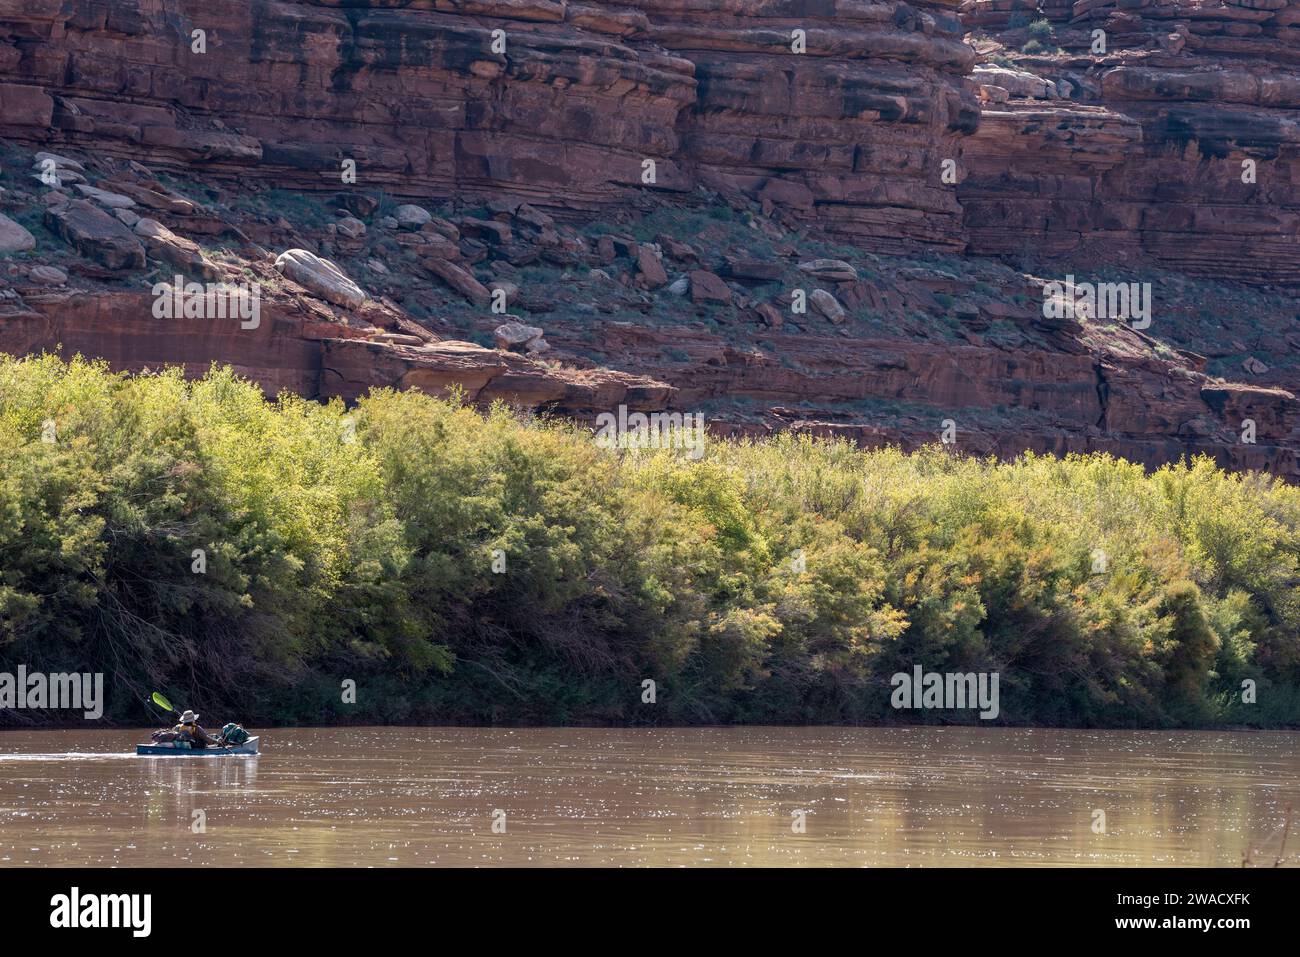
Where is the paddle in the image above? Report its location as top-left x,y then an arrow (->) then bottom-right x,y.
152,692 -> 236,749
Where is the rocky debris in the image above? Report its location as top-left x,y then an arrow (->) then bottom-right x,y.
689,270 -> 732,305
134,218 -> 220,280
422,257 -> 490,306
1243,356 -> 1270,376
798,260 -> 858,282
810,289 -> 847,325
27,265 -> 67,285
0,212 -> 36,253
74,184 -> 136,209
668,275 -> 690,296
274,249 -> 367,309
45,200 -> 146,270
494,320 -> 546,353
394,204 -> 432,229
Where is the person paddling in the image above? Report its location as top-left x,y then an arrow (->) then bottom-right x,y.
174,710 -> 219,749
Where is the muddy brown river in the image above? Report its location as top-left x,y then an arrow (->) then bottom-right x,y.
1,726 -> 1297,867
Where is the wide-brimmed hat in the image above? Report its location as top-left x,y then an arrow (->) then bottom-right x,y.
179,710 -> 199,723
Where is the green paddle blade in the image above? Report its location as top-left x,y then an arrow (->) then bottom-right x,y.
151,692 -> 175,713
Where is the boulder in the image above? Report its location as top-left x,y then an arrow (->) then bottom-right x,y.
754,301 -> 784,328
725,259 -> 783,282
335,216 -> 367,239
371,333 -> 425,347
74,184 -> 136,209
797,259 -> 858,281
45,200 -> 146,270
422,256 -> 490,306
135,218 -> 221,280
422,217 -> 460,242
656,234 -> 697,261
458,218 -> 512,245
689,269 -> 732,305
488,279 -> 520,305
636,244 -> 668,288
810,288 -> 847,324
0,212 -> 36,254
419,233 -> 462,260
394,204 -> 432,229
33,151 -> 85,173
274,248 -> 367,309
972,65 -> 1054,100
27,264 -> 67,285
494,320 -> 545,351
31,168 -> 84,188
99,180 -> 197,215
514,204 -> 555,230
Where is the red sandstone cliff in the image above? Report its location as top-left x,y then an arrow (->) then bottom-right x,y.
960,0 -> 1300,282
0,0 -> 1295,478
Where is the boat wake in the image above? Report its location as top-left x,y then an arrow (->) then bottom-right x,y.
0,752 -> 136,761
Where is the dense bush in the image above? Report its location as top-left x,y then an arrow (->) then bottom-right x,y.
1,355 -> 1297,727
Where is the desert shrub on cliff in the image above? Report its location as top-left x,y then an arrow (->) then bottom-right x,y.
1,354 -> 1297,728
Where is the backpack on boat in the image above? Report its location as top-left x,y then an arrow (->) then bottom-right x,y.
220,723 -> 249,745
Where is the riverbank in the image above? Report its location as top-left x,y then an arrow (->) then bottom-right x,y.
2,354 -> 1299,729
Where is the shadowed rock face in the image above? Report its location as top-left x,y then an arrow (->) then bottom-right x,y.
959,0 -> 1300,282
0,0 -> 978,253
0,285 -> 673,413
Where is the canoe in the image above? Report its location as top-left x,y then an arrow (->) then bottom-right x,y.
136,736 -> 260,756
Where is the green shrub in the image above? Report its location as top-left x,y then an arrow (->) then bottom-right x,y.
1,354 -> 1297,727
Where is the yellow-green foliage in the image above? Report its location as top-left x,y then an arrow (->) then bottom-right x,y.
1,354 -> 1297,726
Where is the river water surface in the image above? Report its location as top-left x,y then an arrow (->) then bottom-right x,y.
1,726 -> 1297,867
